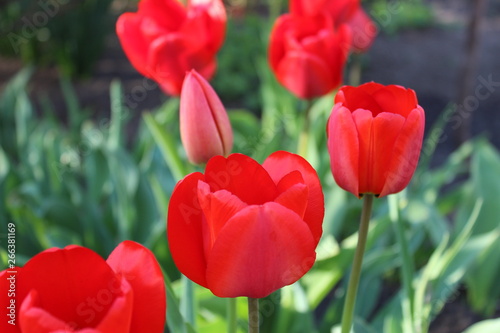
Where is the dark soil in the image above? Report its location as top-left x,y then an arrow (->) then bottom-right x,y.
1,0 -> 499,332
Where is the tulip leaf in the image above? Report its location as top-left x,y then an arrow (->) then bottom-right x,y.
164,270 -> 196,333
463,141 -> 500,315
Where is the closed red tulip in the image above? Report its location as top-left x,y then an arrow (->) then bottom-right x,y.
1,241 -> 166,333
327,82 -> 425,198
290,0 -> 377,53
180,69 -> 233,164
167,151 -> 324,298
269,12 -> 351,99
116,0 -> 226,96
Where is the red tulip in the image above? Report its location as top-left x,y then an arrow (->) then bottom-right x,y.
269,12 -> 351,99
167,151 -> 324,298
327,82 -> 425,198
290,0 -> 377,53
348,6 -> 378,53
1,241 -> 166,333
116,0 -> 226,96
180,69 -> 233,164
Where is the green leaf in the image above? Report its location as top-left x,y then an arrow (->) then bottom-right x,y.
143,112 -> 188,181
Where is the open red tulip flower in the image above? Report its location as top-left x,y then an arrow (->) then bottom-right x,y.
1,241 -> 166,333
269,11 -> 351,99
327,82 -> 425,198
180,69 -> 233,165
167,151 -> 324,298
116,0 -> 226,96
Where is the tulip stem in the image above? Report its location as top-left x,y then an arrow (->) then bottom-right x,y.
341,194 -> 374,333
348,53 -> 362,87
248,297 -> 260,333
227,298 -> 238,333
297,100 -> 314,158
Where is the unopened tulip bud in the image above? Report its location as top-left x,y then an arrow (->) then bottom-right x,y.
180,70 -> 233,164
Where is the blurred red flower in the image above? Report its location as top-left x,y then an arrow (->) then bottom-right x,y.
116,0 -> 226,96
167,151 -> 324,298
180,69 -> 233,164
327,82 -> 425,198
290,0 -> 377,52
269,12 -> 351,99
0,241 -> 166,333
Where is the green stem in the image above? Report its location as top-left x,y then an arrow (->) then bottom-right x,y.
389,194 -> 415,332
341,194 -> 374,333
180,275 -> 195,327
297,100 -> 314,158
227,298 -> 237,333
348,53 -> 362,87
248,297 -> 260,333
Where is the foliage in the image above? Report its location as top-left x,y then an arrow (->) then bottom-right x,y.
365,0 -> 434,34
2,62 -> 500,332
0,0 -> 115,77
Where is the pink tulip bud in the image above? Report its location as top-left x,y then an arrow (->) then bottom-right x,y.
180,70 -> 233,164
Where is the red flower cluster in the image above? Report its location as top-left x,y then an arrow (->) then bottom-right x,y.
327,82 -> 425,198
116,0 -> 226,96
269,0 -> 377,99
167,151 -> 324,298
1,241 -> 166,333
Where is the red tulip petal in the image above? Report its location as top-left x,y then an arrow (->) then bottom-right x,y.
149,34 -> 217,96
180,71 -> 225,164
269,15 -> 294,72
20,277 -> 133,333
370,111 -> 406,195
139,0 -> 187,31
93,277 -> 134,333
204,154 -> 278,205
167,172 -> 209,288
263,151 -> 324,244
327,105 -> 360,197
205,203 -> 316,298
196,70 -> 233,156
189,0 -> 227,52
352,109 -> 375,194
19,291 -> 75,332
349,7 -> 377,52
379,107 -> 425,197
116,14 -> 151,78
275,169 -> 304,192
325,0 -> 359,22
16,246 -> 118,329
274,183 -> 309,219
197,181 -> 248,256
371,85 -> 417,118
107,241 -> 166,333
335,84 -> 385,115
148,34 -> 186,95
290,0 -> 327,17
276,50 -> 335,99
